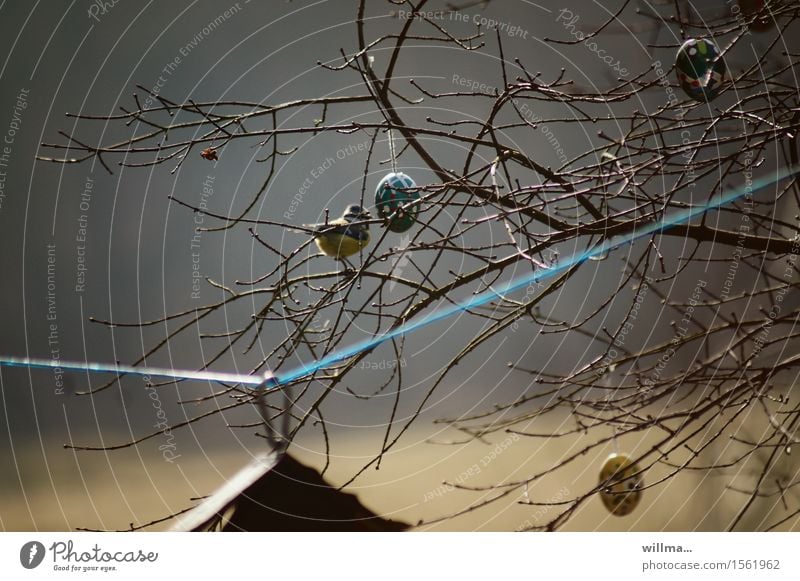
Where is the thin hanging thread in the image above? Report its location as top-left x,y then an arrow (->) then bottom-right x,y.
0,168 -> 796,391
388,127 -> 397,174
364,54 -> 398,174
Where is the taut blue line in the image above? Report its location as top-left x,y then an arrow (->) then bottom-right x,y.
0,168 -> 796,389
277,167 -> 798,384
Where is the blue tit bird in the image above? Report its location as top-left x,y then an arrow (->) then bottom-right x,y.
305,204 -> 371,266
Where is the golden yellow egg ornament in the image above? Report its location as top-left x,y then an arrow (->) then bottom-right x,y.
598,453 -> 643,516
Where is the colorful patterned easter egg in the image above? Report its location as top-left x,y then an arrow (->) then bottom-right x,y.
374,172 -> 419,233
675,38 -> 728,102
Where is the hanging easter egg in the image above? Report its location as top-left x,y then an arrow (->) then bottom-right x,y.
675,38 -> 728,102
598,453 -> 643,516
739,0 -> 773,32
374,172 -> 419,233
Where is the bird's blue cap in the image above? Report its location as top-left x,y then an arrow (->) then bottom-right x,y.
344,204 -> 370,217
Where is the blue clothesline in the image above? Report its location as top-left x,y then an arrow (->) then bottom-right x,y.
1,167 -> 796,390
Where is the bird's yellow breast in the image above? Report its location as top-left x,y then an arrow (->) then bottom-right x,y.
314,231 -> 369,258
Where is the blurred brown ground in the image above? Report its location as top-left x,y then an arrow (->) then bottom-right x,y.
1,413 -> 796,532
